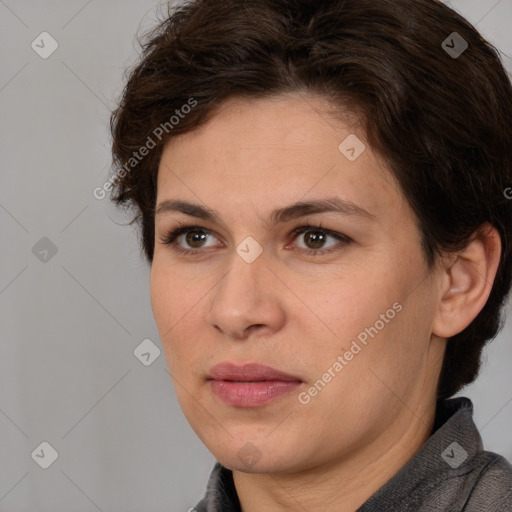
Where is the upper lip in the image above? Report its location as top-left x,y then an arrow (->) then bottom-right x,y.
208,362 -> 302,382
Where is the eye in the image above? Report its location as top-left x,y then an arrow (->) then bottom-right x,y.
288,226 -> 351,256
159,224 -> 221,253
158,223 -> 351,257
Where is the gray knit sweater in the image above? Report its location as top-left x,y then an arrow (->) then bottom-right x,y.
192,397 -> 512,511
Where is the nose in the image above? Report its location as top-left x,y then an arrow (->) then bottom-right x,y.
205,252 -> 286,340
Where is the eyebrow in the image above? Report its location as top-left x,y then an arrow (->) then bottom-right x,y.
155,197 -> 375,227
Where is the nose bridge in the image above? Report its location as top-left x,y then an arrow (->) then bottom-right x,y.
207,247 -> 283,337
213,247 -> 267,310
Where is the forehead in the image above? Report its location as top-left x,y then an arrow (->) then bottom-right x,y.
156,93 -> 406,224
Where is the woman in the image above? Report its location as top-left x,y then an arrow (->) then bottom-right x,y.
109,0 -> 512,510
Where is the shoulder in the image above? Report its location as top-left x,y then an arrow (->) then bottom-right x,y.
463,451 -> 512,511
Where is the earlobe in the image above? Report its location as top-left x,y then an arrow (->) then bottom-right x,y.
432,223 -> 501,339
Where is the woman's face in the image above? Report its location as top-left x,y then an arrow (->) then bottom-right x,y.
150,93 -> 446,473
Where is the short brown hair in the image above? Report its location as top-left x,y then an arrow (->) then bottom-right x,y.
109,0 -> 512,398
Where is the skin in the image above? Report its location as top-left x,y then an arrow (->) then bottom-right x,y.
150,93 -> 501,511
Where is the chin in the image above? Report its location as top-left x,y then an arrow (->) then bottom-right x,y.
220,453 -> 288,474
209,436 -> 305,474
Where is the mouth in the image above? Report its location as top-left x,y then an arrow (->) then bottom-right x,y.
208,362 -> 302,382
207,362 -> 303,407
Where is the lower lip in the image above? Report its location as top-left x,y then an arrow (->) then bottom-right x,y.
209,379 -> 302,407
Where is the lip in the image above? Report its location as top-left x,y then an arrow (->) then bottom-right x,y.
208,362 -> 301,382
208,362 -> 303,407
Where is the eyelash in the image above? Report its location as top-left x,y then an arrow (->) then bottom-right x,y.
158,222 -> 352,257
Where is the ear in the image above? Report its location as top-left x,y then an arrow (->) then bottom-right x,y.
432,223 -> 501,338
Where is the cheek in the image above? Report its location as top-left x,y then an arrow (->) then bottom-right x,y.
319,277 -> 400,342
150,264 -> 196,367
308,268 -> 427,384
150,264 -> 171,333
150,261 -> 196,328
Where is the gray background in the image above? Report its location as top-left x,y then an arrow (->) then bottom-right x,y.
0,1 -> 511,511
